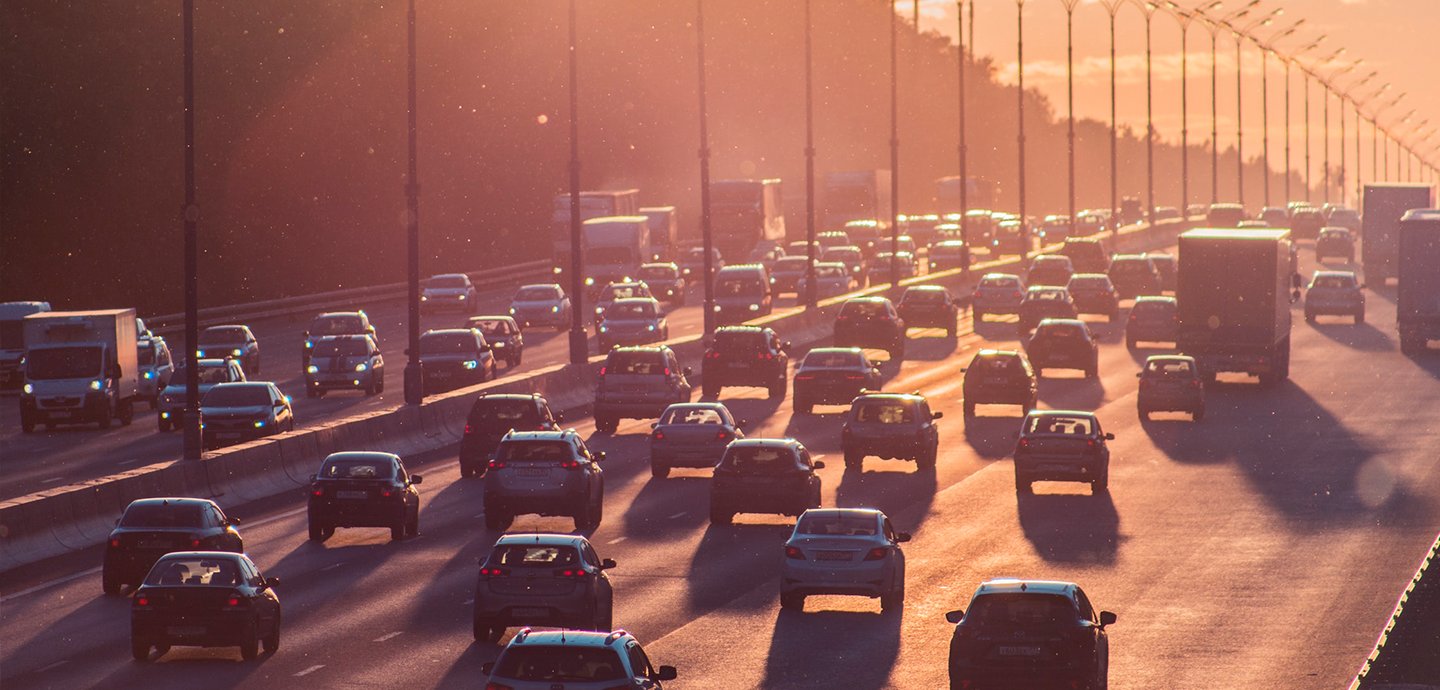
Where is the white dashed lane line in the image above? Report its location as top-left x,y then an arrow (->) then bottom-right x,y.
374,632 -> 404,642
295,665 -> 325,677
667,512 -> 686,519
36,660 -> 68,672
320,562 -> 344,572
607,537 -> 627,545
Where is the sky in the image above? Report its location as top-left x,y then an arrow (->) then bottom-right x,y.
906,0 -> 1440,183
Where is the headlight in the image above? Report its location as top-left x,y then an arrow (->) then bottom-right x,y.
23,383 -> 33,394
305,341 -> 314,349
713,305 -> 722,313
551,305 -> 559,313
200,422 -> 206,429
90,380 -> 102,390
462,360 -> 479,370
144,371 -> 154,379
421,295 -> 429,301
161,411 -> 171,419
254,420 -> 266,428
509,307 -> 517,315
307,365 -> 319,374
458,294 -> 466,300
749,304 -> 760,311
196,350 -> 206,358
599,325 -> 609,333
231,349 -> 242,356
355,363 -> 368,372
646,324 -> 656,331
585,277 -> 595,286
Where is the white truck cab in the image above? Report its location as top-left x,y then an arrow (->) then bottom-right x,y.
19,308 -> 140,432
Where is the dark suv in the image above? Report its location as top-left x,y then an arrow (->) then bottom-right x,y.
419,328 -> 496,394
841,393 -> 941,471
710,438 -> 823,525
792,347 -> 883,414
1013,410 -> 1112,494
472,533 -> 616,641
1126,295 -> 1178,348
946,578 -> 1116,690
1017,286 -> 1078,336
1026,254 -> 1074,287
702,326 -> 790,399
307,451 -> 422,541
594,346 -> 693,433
484,430 -> 605,530
961,350 -> 1038,417
302,311 -> 375,369
1058,238 -> 1111,273
897,285 -> 960,337
103,498 -> 244,595
1066,273 -> 1121,321
459,393 -> 561,477
834,297 -> 907,358
1026,318 -> 1099,378
1106,254 -> 1162,299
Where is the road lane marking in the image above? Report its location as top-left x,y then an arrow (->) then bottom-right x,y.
37,660 -> 68,672
321,562 -> 344,571
118,458 -> 142,466
40,477 -> 64,484
667,512 -> 686,519
607,537 -> 627,545
463,598 -> 474,605
294,665 -> 325,677
373,631 -> 403,642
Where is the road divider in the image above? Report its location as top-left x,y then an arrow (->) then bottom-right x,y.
1350,531 -> 1440,689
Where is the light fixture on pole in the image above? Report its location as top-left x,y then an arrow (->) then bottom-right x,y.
1283,37 -> 1324,203
181,0 -> 201,459
1249,19 -> 1301,208
889,0 -> 901,288
1302,47 -> 1345,200
1194,0 -> 1259,204
1061,0 -> 1082,232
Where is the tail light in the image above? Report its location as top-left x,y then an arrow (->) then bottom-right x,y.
1189,379 -> 1200,388
758,352 -> 772,360
464,424 -> 473,435
312,488 -> 324,496
134,596 -> 152,608
554,568 -> 590,578
845,375 -> 865,380
785,546 -> 806,560
559,459 -> 582,469
863,547 -> 889,561
1139,379 -> 1150,388
489,458 -> 506,470
1086,439 -> 1097,449
1013,291 -> 1023,299
189,536 -> 202,548
598,366 -> 606,376
796,374 -> 815,380
110,538 -> 120,548
973,291 -> 982,298
1101,291 -> 1112,296
705,351 -> 720,359
1017,439 -> 1029,450
222,593 -> 247,610
486,683 -> 515,690
479,566 -> 507,577
715,430 -> 730,441
653,430 -> 666,441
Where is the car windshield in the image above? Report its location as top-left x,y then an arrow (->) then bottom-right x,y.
1313,276 -> 1355,289
1145,359 -> 1195,377
429,275 -> 467,289
659,406 -> 726,425
967,593 -> 1077,626
515,286 -> 560,301
311,338 -> 370,357
902,289 -> 946,304
980,276 -> 1019,289
493,646 -> 626,683
489,545 -> 581,567
973,354 -> 1020,372
714,330 -> 766,352
320,458 -> 396,479
471,400 -> 541,426
420,333 -> 478,354
775,257 -> 810,271
715,278 -> 764,296
605,302 -> 657,319
802,350 -> 860,369
855,400 -> 914,424
496,441 -> 572,463
470,319 -> 513,336
725,446 -> 799,473
137,345 -> 157,366
839,301 -> 887,318
1110,260 -> 1151,273
1034,257 -> 1069,269
813,264 -> 846,279
312,316 -> 364,335
605,352 -> 666,375
199,327 -> 246,345
637,266 -> 675,281
202,385 -> 270,407
932,243 -> 963,255
796,512 -> 879,536
121,503 -> 205,528
601,285 -> 644,301
1069,277 -> 1108,289
23,346 -> 101,380
1025,414 -> 1094,435
145,557 -> 244,587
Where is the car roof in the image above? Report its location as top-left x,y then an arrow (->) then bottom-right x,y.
663,402 -> 730,412
1024,409 -> 1097,419
1133,295 -> 1177,304
323,451 -> 400,463
610,297 -> 657,306
1313,270 -> 1358,278
493,532 -> 590,548
716,325 -> 764,333
801,507 -> 883,520
1145,354 -> 1196,364
127,497 -> 216,509
471,315 -> 519,323
430,273 -> 468,280
975,348 -> 1022,358
316,311 -> 366,318
727,437 -> 802,450
904,285 -> 946,292
603,281 -> 647,289
844,296 -> 892,305
210,381 -> 270,390
640,262 -> 679,270
980,272 -> 1021,281
1036,318 -> 1086,328
805,346 -> 864,355
853,392 -> 925,403
609,344 -> 671,354
154,550 -> 246,562
505,629 -> 634,649
422,328 -> 477,336
974,578 -> 1078,596
502,430 -> 578,442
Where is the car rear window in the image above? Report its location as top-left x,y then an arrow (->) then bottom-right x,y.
420,333 -> 478,354
637,265 -> 676,281
980,276 -> 1020,289
1145,359 -> 1195,377
493,646 -> 626,683
796,513 -> 878,536
724,446 -> 799,473
839,301 -> 887,318
972,354 -> 1020,372
716,277 -> 765,296
659,406 -> 726,425
801,350 -> 861,369
1068,276 -> 1109,289
1313,275 -> 1355,289
776,257 -> 810,271
320,458 -> 396,479
1109,259 -> 1152,273
854,400 -> 914,423
604,351 -> 667,375
201,384 -> 270,407
813,264 -> 847,278
121,503 -> 204,528
1037,323 -> 1085,339
602,285 -> 644,301
515,286 -> 560,301
429,275 -> 468,289
495,441 -> 573,463
901,289 -> 946,304
823,248 -> 861,262
145,557 -> 243,587
489,545 -> 580,567
470,400 -> 541,426
199,327 -> 247,344
138,345 -> 157,366
714,330 -> 766,352
967,593 -> 1077,625
1027,289 -> 1067,301
1025,415 -> 1094,435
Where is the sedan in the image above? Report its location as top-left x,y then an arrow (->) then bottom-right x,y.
896,285 -> 959,337
793,347 -> 883,415
871,251 -> 918,282
637,262 -> 686,305
104,497 -> 244,594
307,451 -> 422,541
926,239 -> 970,273
770,256 -> 812,295
509,284 -> 572,331
131,551 -> 281,661
794,262 -> 858,300
305,334 -> 385,397
972,273 -> 1026,321
418,328 -> 496,394
199,382 -> 294,450
597,298 -> 669,351
710,438 -> 822,525
592,281 -> 654,322
156,358 -> 246,432
1017,286 -> 1079,336
1026,318 -> 1099,378
780,508 -> 909,612
421,273 -> 478,314
649,402 -> 743,478
1066,273 -> 1121,321
196,324 -> 261,376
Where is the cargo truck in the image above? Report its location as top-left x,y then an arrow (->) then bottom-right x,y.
1398,209 -> 1440,355
582,216 -> 650,296
1362,183 -> 1435,284
640,206 -> 678,261
709,179 -> 786,262
1177,229 -> 1299,386
19,308 -> 140,431
0,301 -> 51,390
824,170 -> 892,232
553,189 -> 642,280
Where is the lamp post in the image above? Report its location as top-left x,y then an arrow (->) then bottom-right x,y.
1319,60 -> 1359,203
803,0 -> 817,308
1354,84 -> 1390,197
1161,2 -> 1218,220
958,0 -> 971,250
889,0 -> 901,287
1333,70 -> 1376,205
1014,0 -> 1029,261
565,0 -> 588,365
1098,0 -> 1123,231
695,0 -> 717,337
1220,8 -> 1279,208
402,0 -> 425,404
1061,0 -> 1082,231
1196,1 -> 1257,204
1250,20 -> 1301,208
1369,95 -> 1403,184
181,0 -> 201,459
1303,48 -> 1345,200
1283,38 -> 1323,203
1132,1 -> 1158,227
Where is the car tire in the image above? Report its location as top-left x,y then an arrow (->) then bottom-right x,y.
1085,365 -> 1098,379
98,403 -> 112,430
768,378 -> 786,400
1355,310 -> 1365,324
390,519 -> 406,541
20,412 -> 35,433
1109,309 -> 1120,322
963,401 -> 975,417
1193,406 -> 1205,422
262,616 -> 280,654
473,615 -> 497,642
918,445 -> 938,472
651,461 -> 670,479
307,388 -> 320,398
240,623 -> 260,660
131,638 -> 152,662
366,379 -> 379,396
1126,335 -> 1137,350
406,510 -> 419,536
843,448 -> 863,470
596,415 -> 618,434
1092,472 -> 1109,494
780,592 -> 804,611
1015,472 -> 1033,495
881,583 -> 905,612
103,566 -> 122,595
1304,311 -> 1315,323
973,310 -> 985,322
484,511 -> 510,531
1138,408 -> 1149,421
709,504 -> 733,525
118,399 -> 134,426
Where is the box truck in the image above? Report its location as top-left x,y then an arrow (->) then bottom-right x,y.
1362,183 -> 1435,284
1398,209 -> 1440,355
19,308 -> 140,431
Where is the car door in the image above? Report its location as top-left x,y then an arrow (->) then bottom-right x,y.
582,542 -> 613,606
395,459 -> 420,514
243,557 -> 281,631
1075,588 -> 1107,681
370,340 -> 384,376
473,332 -> 494,378
882,516 -> 906,583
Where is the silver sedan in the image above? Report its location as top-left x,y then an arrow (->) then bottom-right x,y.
780,507 -> 909,612
648,402 -> 743,478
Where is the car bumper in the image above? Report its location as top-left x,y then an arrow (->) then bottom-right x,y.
1306,299 -> 1363,315
484,490 -> 587,518
973,299 -> 1022,314
844,437 -> 928,459
1138,390 -> 1203,411
711,484 -> 810,516
650,442 -> 726,467
308,371 -> 378,390
132,612 -> 252,647
795,381 -> 867,406
1015,454 -> 1103,482
474,590 -> 593,627
308,500 -> 407,528
781,560 -> 893,596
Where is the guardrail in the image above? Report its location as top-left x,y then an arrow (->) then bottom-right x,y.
1351,532 -> 1440,689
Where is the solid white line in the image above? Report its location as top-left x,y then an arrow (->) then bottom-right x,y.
373,631 -> 403,642
667,512 -> 686,519
117,458 -> 142,466
294,664 -> 325,677
321,562 -> 344,571
36,660 -> 68,672
607,537 -> 627,545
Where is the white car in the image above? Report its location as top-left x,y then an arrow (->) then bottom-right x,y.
421,273 -> 478,314
509,284 -> 572,331
780,507 -> 909,612
794,262 -> 858,299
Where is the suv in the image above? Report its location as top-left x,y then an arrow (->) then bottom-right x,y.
197,325 -> 261,376
702,326 -> 789,399
459,393 -> 561,477
468,315 -> 524,367
1305,270 -> 1365,323
136,336 -> 174,407
896,285 -> 960,337
946,578 -> 1116,690
302,311 -> 374,369
636,262 -> 686,305
1107,254 -> 1162,298
1017,286 -> 1078,336
307,451 -> 422,541
972,273 -> 1026,322
510,284 -> 572,331
792,347 -> 883,414
1315,227 -> 1356,262
481,629 -> 677,689
713,264 -> 773,325
1126,295 -> 1179,348
418,328 -> 496,393
484,429 -> 605,530
834,297 -> 906,358
1013,410 -> 1113,494
710,438 -> 823,525
1059,237 -> 1111,273
594,346 -> 692,433
156,358 -> 245,431
1290,207 -> 1325,240
103,498 -> 244,594
1066,273 -> 1121,321
841,393 -> 941,471
1137,354 -> 1205,421
1026,319 -> 1098,378
961,349 -> 1037,416
305,334 -> 385,396
199,382 -> 294,449
472,534 -> 617,641
1026,255 -> 1074,287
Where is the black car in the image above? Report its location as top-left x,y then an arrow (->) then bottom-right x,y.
1025,254 -> 1074,287
131,551 -> 281,661
1315,227 -> 1356,262
1126,295 -> 1179,348
1026,318 -> 1099,378
841,392 -> 941,471
307,452 -> 422,541
961,349 -> 1037,417
834,296 -> 907,358
459,393 -> 561,477
1146,252 -> 1177,292
792,347 -> 883,414
927,239 -> 971,273
1058,238 -> 1111,274
419,328 -> 496,394
1013,410 -> 1112,494
770,256 -> 812,295
199,382 -> 295,450
896,285 -> 960,337
1017,286 -> 1079,336
702,326 -> 790,399
195,325 -> 261,376
1066,273 -> 1121,321
1106,254 -> 1162,299
710,438 -> 823,525
637,262 -> 687,305
484,430 -> 605,531
1290,207 -> 1325,240
946,578 -> 1116,690
472,533 -> 616,641
302,311 -> 375,369
468,316 -> 525,367
104,498 -> 244,595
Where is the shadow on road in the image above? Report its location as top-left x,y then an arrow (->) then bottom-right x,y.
1016,489 -> 1121,565
1036,375 -> 1106,412
961,414 -> 1022,460
1306,320 -> 1393,352
761,607 -> 902,689
834,464 -> 937,528
685,522 -> 792,613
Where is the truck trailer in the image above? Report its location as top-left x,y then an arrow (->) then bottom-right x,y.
1362,183 -> 1435,284
1398,209 -> 1440,355
1177,229 -> 1298,386
19,308 -> 140,431
823,170 -> 892,232
552,189 -> 642,280
709,179 -> 786,263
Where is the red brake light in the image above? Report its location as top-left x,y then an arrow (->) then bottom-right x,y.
559,459 -> 582,469
312,488 -> 324,496
785,546 -> 806,560
489,459 -> 506,470
715,430 -> 730,440
1017,439 -> 1029,449
486,683 -> 515,690
479,567 -> 506,577
796,374 -> 815,380
555,568 -> 589,577
705,351 -> 720,359
1189,379 -> 1200,388
758,352 -> 772,360
380,489 -> 393,498
864,547 -> 889,561
135,596 -> 150,606
1013,291 -> 1023,299
464,424 -> 473,435
110,538 -> 120,548
598,366 -> 606,376
653,430 -> 665,441
228,597 -> 241,606
1086,439 -> 1097,448
1139,379 -> 1150,388
664,368 -> 671,376
190,538 -> 201,548
1101,291 -> 1111,296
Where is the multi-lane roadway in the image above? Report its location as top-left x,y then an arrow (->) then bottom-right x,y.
3,242 -> 1437,689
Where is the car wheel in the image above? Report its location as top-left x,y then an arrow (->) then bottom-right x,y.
262,615 -> 281,654
307,388 -> 319,398
1085,365 -> 1098,379
322,525 -> 335,538
240,622 -> 260,660
1091,472 -> 1109,494
1305,312 -> 1315,323
597,415 -> 618,434
118,399 -> 134,426
103,566 -> 122,595
1138,408 -> 1150,421
1125,335 -> 1136,350
390,518 -> 406,541
366,379 -> 379,396
709,504 -> 733,525
651,461 -> 670,479
843,448 -> 863,470
1355,310 -> 1365,324
918,445 -> 937,472
307,521 -> 323,541
157,417 -> 169,432
963,401 -> 975,417
880,583 -> 905,612
780,592 -> 805,611
97,403 -> 112,430
20,412 -> 35,433
460,463 -> 475,479
1192,406 -> 1205,422
769,377 -> 786,400
1015,472 -> 1033,495
131,638 -> 152,662
1109,309 -> 1120,322
973,310 -> 985,322
406,509 -> 419,536
473,615 -> 500,642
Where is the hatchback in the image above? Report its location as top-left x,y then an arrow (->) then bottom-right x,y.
510,284 -> 572,331
1066,273 -> 1121,321
780,508 -> 909,612
1305,271 -> 1365,323
594,346 -> 692,433
834,296 -> 906,358
459,393 -> 562,477
961,350 -> 1037,416
484,430 -> 605,530
1026,318 -> 1098,378
1315,227 -> 1357,262
1017,286 -> 1079,336
792,347 -> 883,414
840,393 -> 941,471
597,298 -> 669,352
419,328 -> 495,393
472,534 -> 616,641
636,262 -> 686,305
1125,295 -> 1179,348
131,551 -> 281,661
710,439 -> 823,524
302,312 -> 373,369
1026,255 -> 1074,287
421,273 -> 478,314
1013,410 -> 1113,494
468,315 -> 525,367
481,629 -> 677,689
197,324 -> 261,376
795,262 -> 858,300
307,451 -> 422,541
305,334 -> 384,396
946,578 -> 1116,690
972,273 -> 1025,321
1058,238 -> 1111,273
1107,254 -> 1162,299
1137,354 -> 1205,421
200,382 -> 294,450
701,326 -> 789,399
897,285 -> 959,337
648,402 -> 743,478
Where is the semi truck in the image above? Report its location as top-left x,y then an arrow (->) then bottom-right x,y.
553,189 -> 642,279
640,206 -> 679,261
19,308 -> 140,431
709,179 -> 786,262
1177,229 -> 1299,386
0,301 -> 51,390
1398,209 -> 1440,355
1362,183 -> 1435,284
582,216 -> 650,295
823,170 -> 892,232
936,176 -> 996,214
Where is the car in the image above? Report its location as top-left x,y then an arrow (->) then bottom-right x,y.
816,231 -> 852,250
1107,254 -> 1162,299
1066,273 -> 1121,321
480,629 -> 677,688
795,262 -> 857,300
136,336 -> 174,407
780,508 -> 909,612
843,219 -> 886,256
156,358 -> 246,431
1185,203 -> 1208,218
197,324 -> 261,376
1059,237 -> 1111,273
1327,206 -> 1362,233
472,534 -> 618,642
786,240 -> 820,259
1074,212 -> 1105,237
103,498 -> 244,595
593,281 -> 655,322
872,251 -> 919,282
792,347 -> 883,414
305,334 -> 385,396
468,315 -> 525,367
770,256 -> 812,295
593,345 -> 692,432
1125,295 -> 1179,348
701,325 -> 789,399
946,578 -> 1116,690
961,349 -> 1037,416
1290,206 -> 1326,241
131,551 -> 281,661
709,438 -> 823,524
840,392 -> 941,471
510,283 -> 573,331
748,243 -> 786,271
1026,254 -> 1074,287
1146,252 -> 1177,292
1026,318 -> 1098,378
1017,286 -> 1078,336
419,328 -> 496,393
1038,215 -> 1072,244
927,239 -> 971,273
484,429 -> 605,530
834,296 -> 906,357
302,311 -> 373,369
598,298 -> 669,351
199,381 -> 295,450
1013,409 -> 1113,494
679,246 -> 724,281
821,246 -> 869,286
1154,206 -> 1182,221
1237,219 -> 1270,229
649,402 -> 743,478
1137,354 -> 1205,421
972,273 -> 1026,321
991,221 -> 1030,255
1315,227 -> 1357,262
1207,202 -> 1248,227
636,262 -> 686,305
896,285 -> 959,337
1260,206 -> 1290,227
713,264 -> 773,325
307,451 -> 422,541
459,393 -> 562,477
1305,270 -> 1365,323
421,272 -> 478,314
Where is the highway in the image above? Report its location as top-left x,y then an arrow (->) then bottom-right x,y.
3,242 -> 1438,689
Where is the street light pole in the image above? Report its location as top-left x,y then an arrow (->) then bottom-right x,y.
696,0 -> 716,336
958,0 -> 970,252
1063,0 -> 1081,231
1251,21 -> 1301,208
804,0 -> 818,308
1015,0 -> 1028,261
1284,38 -> 1324,204
1334,71 -> 1376,205
402,0 -> 425,404
182,0 -> 201,459
1100,0 -> 1122,231
1319,61 -> 1359,204
566,0 -> 588,365
1134,1 -> 1157,227
889,0 -> 901,288
1161,2 -> 1214,220
1223,9 -> 1279,209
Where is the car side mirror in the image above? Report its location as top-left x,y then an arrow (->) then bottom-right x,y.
959,367 -> 968,373
481,662 -> 495,675
262,577 -> 280,589
783,341 -> 792,350
411,475 -> 423,484
945,610 -> 965,624
1135,372 -> 1142,378
683,367 -> 692,376
656,666 -> 678,681
368,326 -> 376,334
1104,432 -> 1115,440
600,558 -> 617,570
738,419 -> 747,429
812,460 -> 826,470
274,400 -> 286,408
895,532 -> 911,543
595,451 -> 607,462
932,411 -> 943,420
228,517 -> 242,526
1100,611 -> 1117,627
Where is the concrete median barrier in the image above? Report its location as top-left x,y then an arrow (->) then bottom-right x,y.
1351,532 -> 1440,689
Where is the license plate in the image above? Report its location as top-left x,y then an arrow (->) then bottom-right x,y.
218,432 -> 241,439
815,551 -> 852,561
432,372 -> 451,379
517,467 -> 549,477
742,476 -> 772,485
509,607 -> 549,618
168,626 -> 206,637
336,490 -> 369,500
49,411 -> 72,419
997,646 -> 1040,656
137,540 -> 170,550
